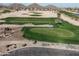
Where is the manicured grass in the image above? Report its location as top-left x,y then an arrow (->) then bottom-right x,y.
60,11 -> 79,18
3,17 -> 58,24
31,12 -> 42,14
30,14 -> 42,16
30,12 -> 42,16
30,28 -> 74,38
22,21 -> 79,44
2,17 -> 79,44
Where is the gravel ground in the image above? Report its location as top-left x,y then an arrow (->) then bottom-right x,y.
3,47 -> 79,56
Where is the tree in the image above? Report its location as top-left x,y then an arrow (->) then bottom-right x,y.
57,12 -> 61,19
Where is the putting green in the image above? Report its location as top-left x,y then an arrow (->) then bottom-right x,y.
30,28 -> 75,38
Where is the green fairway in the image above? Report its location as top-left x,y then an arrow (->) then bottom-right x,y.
30,12 -> 42,16
30,28 -> 75,38
30,12 -> 42,14
22,21 -> 79,44
60,11 -> 79,18
3,17 -> 58,24
30,14 -> 42,16
2,17 -> 79,44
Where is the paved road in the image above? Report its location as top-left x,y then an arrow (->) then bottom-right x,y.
3,47 -> 79,56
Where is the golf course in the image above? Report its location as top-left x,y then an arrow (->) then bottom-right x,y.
22,23 -> 79,44
1,17 -> 79,44
3,17 -> 57,24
